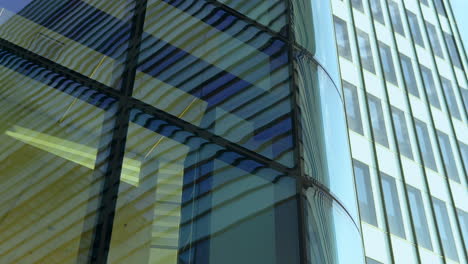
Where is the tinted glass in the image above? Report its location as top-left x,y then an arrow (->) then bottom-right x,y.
432,197 -> 459,261
370,0 -> 385,25
457,209 -> 468,251
381,173 -> 406,238
334,16 -> 353,60
437,131 -> 460,182
352,0 -> 364,12
462,87 -> 468,114
107,110 -> 300,264
414,119 -> 438,172
407,11 -> 425,48
440,77 -> 461,119
357,29 -> 376,73
420,0 -> 429,5
389,1 -> 405,36
391,107 -> 413,159
460,141 -> 468,176
368,94 -> 389,147
433,0 -> 447,16
366,258 -> 383,264
444,32 -> 462,68
400,53 -> 420,97
420,65 -> 441,108
344,81 -> 364,134
353,160 -> 378,226
407,185 -> 433,250
378,41 -> 398,85
425,22 -> 444,58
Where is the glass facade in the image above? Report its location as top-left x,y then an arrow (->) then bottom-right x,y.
0,0 -> 362,264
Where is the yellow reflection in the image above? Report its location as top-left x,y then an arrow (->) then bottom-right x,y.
5,125 -> 141,186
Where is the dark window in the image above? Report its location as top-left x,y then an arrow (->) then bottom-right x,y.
352,0 -> 364,12
433,0 -> 447,16
381,173 -> 406,238
437,130 -> 460,182
399,53 -> 420,97
353,160 -> 378,226
432,197 -> 459,261
407,185 -> 433,250
414,119 -> 438,172
370,0 -> 385,24
407,10 -> 425,48
440,77 -> 461,119
357,29 -> 376,73
389,1 -> 405,36
378,41 -> 398,85
444,32 -> 462,68
425,22 -> 444,58
457,209 -> 468,251
391,107 -> 413,159
367,94 -> 389,147
334,16 -> 353,60
420,65 -> 441,108
343,81 -> 364,134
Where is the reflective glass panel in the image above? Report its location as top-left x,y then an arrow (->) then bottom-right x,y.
437,130 -> 460,182
381,173 -> 406,239
444,32 -> 462,69
433,0 -> 447,16
420,65 -> 441,109
440,76 -> 461,119
407,11 -> 425,48
343,81 -> 364,135
459,141 -> 468,176
457,209 -> 468,251
370,0 -> 385,25
432,197 -> 459,261
407,185 -> 433,250
334,15 -> 353,61
353,160 -> 378,226
425,22 -> 444,59
352,0 -> 364,12
378,41 -> 398,85
357,29 -> 376,74
366,257 -> 383,264
367,94 -> 389,147
399,53 -> 420,97
391,107 -> 413,159
389,1 -> 405,36
414,119 -> 438,172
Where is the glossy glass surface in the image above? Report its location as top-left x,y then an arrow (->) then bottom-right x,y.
370,0 -> 385,25
407,10 -> 425,48
391,107 -> 413,159
343,81 -> 364,135
381,173 -> 406,239
0,0 -> 136,88
457,209 -> 468,251
295,54 -> 359,222
432,197 -> 459,261
426,22 -> 444,59
0,49 -> 116,263
107,110 -> 300,264
407,185 -> 433,250
304,187 -> 364,264
440,76 -> 461,119
437,130 -> 460,182
399,53 -> 419,98
334,15 -> 353,61
378,41 -> 398,85
443,32 -> 462,68
133,0 -> 295,167
357,29 -> 376,74
389,1 -> 405,36
414,119 -> 438,172
367,94 -> 389,147
420,65 -> 441,109
353,160 -> 378,226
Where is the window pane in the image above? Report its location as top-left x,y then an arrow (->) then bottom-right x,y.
457,209 -> 468,251
334,16 -> 353,60
391,107 -> 413,159
433,0 -> 447,16
352,0 -> 364,12
420,65 -> 441,108
381,173 -> 406,238
462,88 -> 468,114
444,32 -> 462,68
0,49 -> 116,263
420,0 -> 429,6
367,94 -> 389,147
414,119 -> 438,172
400,53 -> 420,97
357,29 -> 376,73
370,0 -> 385,25
378,41 -> 398,85
407,11 -> 425,48
389,1 -> 405,36
107,110 -> 300,264
425,22 -> 444,59
440,77 -> 461,119
432,197 -> 459,261
437,131 -> 460,182
407,185 -> 433,250
366,257 -> 383,264
353,160 -> 378,226
343,81 -> 364,134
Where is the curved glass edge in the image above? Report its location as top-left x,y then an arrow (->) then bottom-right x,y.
291,0 -> 341,89
304,186 -> 365,264
294,52 -> 359,222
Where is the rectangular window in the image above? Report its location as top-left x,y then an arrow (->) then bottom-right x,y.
381,173 -> 406,238
391,107 -> 413,159
444,32 -> 462,68
353,160 -> 378,226
357,29 -> 376,73
370,0 -> 385,24
343,81 -> 364,134
366,257 -> 383,264
334,16 -> 353,60
414,119 -> 438,172
407,185 -> 433,250
420,0 -> 429,6
459,141 -> 468,176
462,88 -> 468,114
378,41 -> 398,85
457,209 -> 468,251
407,10 -> 425,48
432,197 -> 459,261
425,22 -> 444,58
389,1 -> 405,36
433,0 -> 447,16
420,65 -> 441,108
352,0 -> 364,12
440,77 -> 461,119
437,130 -> 460,182
399,53 -> 420,97
367,94 -> 389,147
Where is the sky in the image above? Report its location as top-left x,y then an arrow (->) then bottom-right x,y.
451,0 -> 468,55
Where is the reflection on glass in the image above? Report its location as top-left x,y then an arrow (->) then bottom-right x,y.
432,197 -> 459,261
425,22 -> 444,59
381,173 -> 406,239
414,119 -> 438,172
357,29 -> 376,74
367,94 -> 389,147
437,131 -> 460,182
407,185 -> 433,250
407,10 -> 425,48
459,141 -> 468,176
399,53 -> 420,97
353,160 -> 378,226
391,107 -> 413,159
440,76 -> 461,119
457,209 -> 468,251
370,0 -> 385,25
389,1 -> 405,36
334,16 -> 353,61
107,110 -> 300,264
433,0 -> 447,16
444,32 -> 462,69
420,65 -> 441,109
351,0 -> 364,12
366,257 -> 383,264
343,81 -> 364,135
0,49 -> 116,263
378,41 -> 398,85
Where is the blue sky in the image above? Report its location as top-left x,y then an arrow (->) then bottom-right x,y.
451,0 -> 468,55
